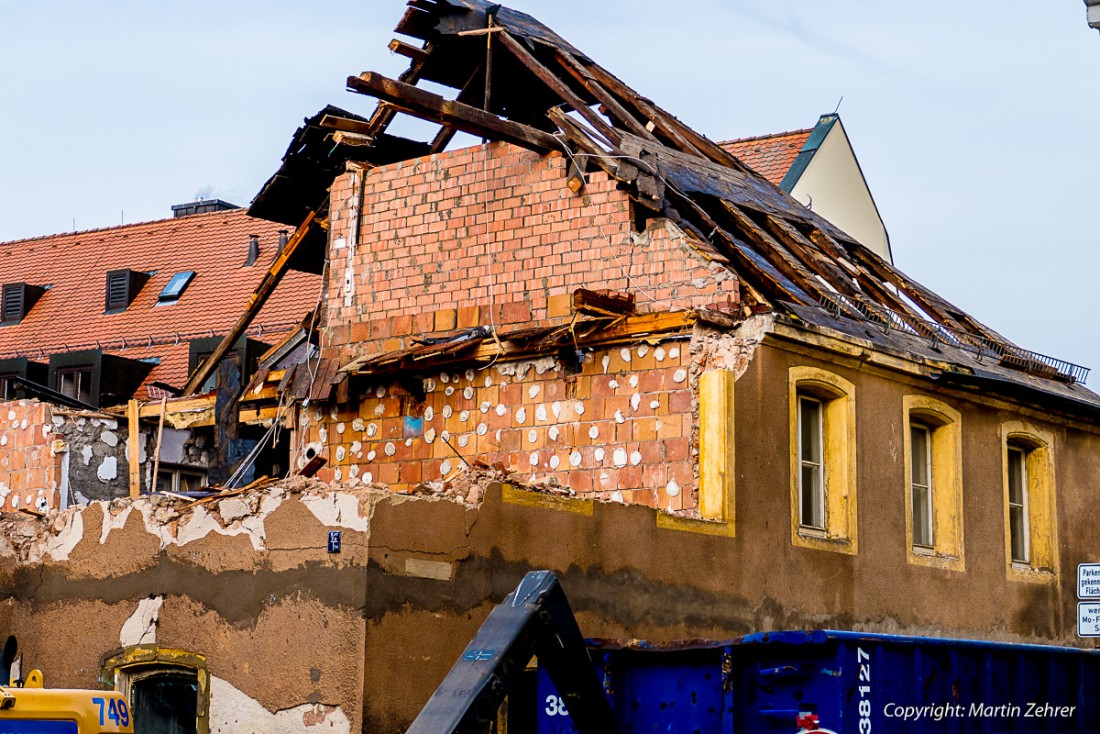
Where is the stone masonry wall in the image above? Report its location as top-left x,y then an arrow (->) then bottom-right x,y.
321,142 -> 739,364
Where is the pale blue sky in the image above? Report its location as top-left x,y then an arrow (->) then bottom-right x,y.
1,1 -> 1097,378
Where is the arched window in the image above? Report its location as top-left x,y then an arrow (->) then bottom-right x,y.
102,646 -> 209,734
788,367 -> 857,554
1001,422 -> 1057,581
902,396 -> 964,571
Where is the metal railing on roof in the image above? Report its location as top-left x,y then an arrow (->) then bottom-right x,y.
817,292 -> 1090,385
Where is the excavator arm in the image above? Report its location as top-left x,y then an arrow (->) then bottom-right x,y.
406,571 -> 619,734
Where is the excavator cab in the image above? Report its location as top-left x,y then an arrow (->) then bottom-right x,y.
0,636 -> 133,734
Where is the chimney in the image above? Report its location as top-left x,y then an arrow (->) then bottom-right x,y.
277,230 -> 289,253
246,234 -> 260,266
170,198 -> 240,218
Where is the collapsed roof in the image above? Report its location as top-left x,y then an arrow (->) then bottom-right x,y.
251,0 -> 1094,412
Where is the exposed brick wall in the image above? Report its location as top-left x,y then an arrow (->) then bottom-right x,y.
0,401 -> 63,513
322,142 -> 738,362
299,339 -> 696,510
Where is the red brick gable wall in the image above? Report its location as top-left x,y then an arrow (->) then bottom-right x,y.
321,142 -> 738,362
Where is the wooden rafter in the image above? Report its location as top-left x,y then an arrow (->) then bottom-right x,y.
347,72 -> 560,152
554,50 -> 661,144
181,211 -> 317,396
496,31 -> 622,146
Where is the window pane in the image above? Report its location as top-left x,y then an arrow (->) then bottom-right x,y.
798,395 -> 825,530
799,398 -> 822,463
132,674 -> 198,734
910,425 -> 929,487
1007,448 -> 1025,504
910,424 -> 934,548
913,484 -> 932,547
1010,506 -> 1028,563
1007,447 -> 1029,563
801,464 -> 822,528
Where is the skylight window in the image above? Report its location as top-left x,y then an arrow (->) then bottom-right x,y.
158,271 -> 195,303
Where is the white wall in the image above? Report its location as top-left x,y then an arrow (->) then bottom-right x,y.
789,120 -> 892,262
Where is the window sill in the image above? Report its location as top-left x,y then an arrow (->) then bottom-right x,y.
793,528 -> 855,555
907,547 -> 964,572
1007,562 -> 1056,584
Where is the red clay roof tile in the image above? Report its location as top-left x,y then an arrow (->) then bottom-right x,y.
719,129 -> 813,186
0,209 -> 321,401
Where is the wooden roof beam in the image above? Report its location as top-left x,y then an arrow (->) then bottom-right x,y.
553,50 -> 661,144
578,59 -> 750,173
347,72 -> 561,152
181,211 -> 317,396
495,31 -> 622,147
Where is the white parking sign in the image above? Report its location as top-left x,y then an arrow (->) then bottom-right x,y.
1079,564 -> 1100,600
1080,602 -> 1100,637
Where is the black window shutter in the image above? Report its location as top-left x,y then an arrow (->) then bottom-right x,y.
2,284 -> 24,323
105,270 -> 148,312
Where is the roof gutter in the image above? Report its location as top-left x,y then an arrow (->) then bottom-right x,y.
930,370 -> 1100,423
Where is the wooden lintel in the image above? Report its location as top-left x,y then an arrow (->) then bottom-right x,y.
347,72 -> 560,152
181,211 -> 317,396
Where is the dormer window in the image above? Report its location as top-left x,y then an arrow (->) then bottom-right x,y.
159,271 -> 196,304
105,269 -> 149,313
1,283 -> 46,325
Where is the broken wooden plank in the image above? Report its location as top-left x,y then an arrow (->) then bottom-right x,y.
299,455 -> 327,478
347,72 -> 560,152
717,201 -> 826,302
331,131 -> 375,147
572,288 -> 637,316
181,211 -> 317,396
761,215 -> 862,299
696,307 -> 744,330
664,188 -> 809,306
496,31 -> 621,146
389,38 -> 430,63
547,107 -> 625,182
319,114 -> 376,136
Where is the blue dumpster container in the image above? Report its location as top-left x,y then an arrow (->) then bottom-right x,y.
537,630 -> 1100,733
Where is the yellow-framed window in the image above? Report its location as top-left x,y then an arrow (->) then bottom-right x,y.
901,396 -> 964,571
788,367 -> 857,555
1001,422 -> 1057,582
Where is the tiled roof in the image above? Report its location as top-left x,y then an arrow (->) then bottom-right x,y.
719,129 -> 813,186
0,210 -> 321,401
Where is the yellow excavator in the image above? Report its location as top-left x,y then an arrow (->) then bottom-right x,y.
0,636 -> 133,734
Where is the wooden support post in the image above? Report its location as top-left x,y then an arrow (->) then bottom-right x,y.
181,211 -> 316,396
346,72 -> 560,152
698,370 -> 735,524
151,395 -> 167,494
127,399 -> 141,499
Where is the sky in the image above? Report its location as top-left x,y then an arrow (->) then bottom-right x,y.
1,1 -> 1098,379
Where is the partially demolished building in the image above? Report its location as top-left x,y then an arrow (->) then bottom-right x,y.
2,1 -> 1099,732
